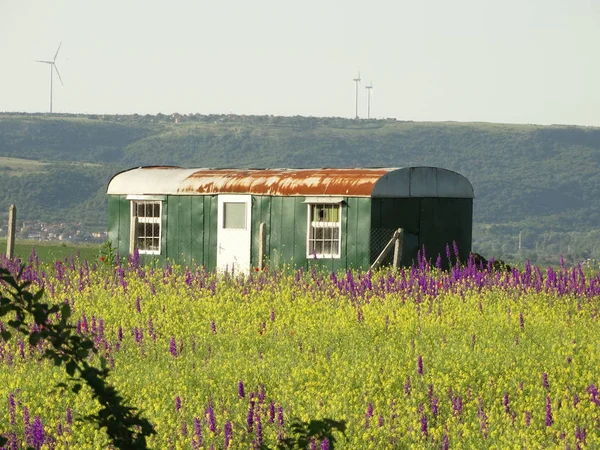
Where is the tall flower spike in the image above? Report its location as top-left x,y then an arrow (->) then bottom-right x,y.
545,396 -> 553,426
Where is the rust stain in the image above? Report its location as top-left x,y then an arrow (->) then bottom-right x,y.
177,168 -> 393,196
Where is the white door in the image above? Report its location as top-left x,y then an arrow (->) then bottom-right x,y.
217,195 -> 252,274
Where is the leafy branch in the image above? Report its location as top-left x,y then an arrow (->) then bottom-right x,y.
266,418 -> 347,450
0,266 -> 155,449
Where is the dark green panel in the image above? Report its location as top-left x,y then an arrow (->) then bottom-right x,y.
117,195 -> 130,259
179,196 -> 192,267
166,197 -> 180,262
205,196 -> 218,270
354,198 -> 371,269
269,196 -> 283,268
420,198 -> 473,268
344,197 -> 359,268
293,198 -> 306,268
280,198 -> 297,266
191,196 -> 205,267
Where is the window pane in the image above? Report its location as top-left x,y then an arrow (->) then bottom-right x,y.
137,222 -> 145,238
224,202 -> 246,229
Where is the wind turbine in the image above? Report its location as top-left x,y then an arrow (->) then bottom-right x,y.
365,81 -> 373,119
353,71 -> 361,119
36,43 -> 63,113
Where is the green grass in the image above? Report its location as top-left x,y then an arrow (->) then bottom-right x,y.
0,238 -> 101,263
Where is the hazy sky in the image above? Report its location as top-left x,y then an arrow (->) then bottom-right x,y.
1,0 -> 599,126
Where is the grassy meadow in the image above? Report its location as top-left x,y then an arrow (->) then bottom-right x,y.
0,252 -> 599,448
0,239 -> 101,263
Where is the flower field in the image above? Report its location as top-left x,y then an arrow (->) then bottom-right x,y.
1,250 -> 600,449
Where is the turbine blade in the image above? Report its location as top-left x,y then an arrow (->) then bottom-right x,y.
54,42 -> 62,62
53,64 -> 64,85
36,60 -> 53,64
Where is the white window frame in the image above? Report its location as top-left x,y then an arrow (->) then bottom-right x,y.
306,202 -> 342,259
129,198 -> 163,255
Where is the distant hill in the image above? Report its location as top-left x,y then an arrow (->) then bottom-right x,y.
1,112 -> 599,264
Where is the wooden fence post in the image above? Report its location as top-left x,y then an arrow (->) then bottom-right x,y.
6,204 -> 16,259
370,228 -> 403,271
392,228 -> 404,270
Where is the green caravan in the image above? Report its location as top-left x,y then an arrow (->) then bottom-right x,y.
106,166 -> 474,272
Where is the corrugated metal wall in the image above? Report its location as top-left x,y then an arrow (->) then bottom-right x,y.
111,194 -> 473,271
108,195 -> 218,267
165,196 -> 218,267
251,196 -> 371,271
107,195 -> 131,259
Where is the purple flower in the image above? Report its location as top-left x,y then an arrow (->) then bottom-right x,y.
417,355 -> 423,375
210,320 -> 217,334
525,411 -> 531,427
255,411 -> 263,446
192,417 -> 203,449
268,402 -> 276,423
586,384 -> 600,406
404,376 -> 411,396
247,400 -> 255,432
546,396 -> 553,426
366,402 -> 374,418
320,438 -> 330,450
542,372 -> 549,390
378,415 -> 384,427
503,393 -> 510,414
277,405 -> 284,427
18,339 -> 25,359
452,241 -> 460,259
453,396 -> 463,416
24,406 -> 30,427
431,397 -> 439,417
420,414 -> 428,436
238,380 -> 245,399
575,426 -> 587,445
31,416 -> 45,449
175,396 -> 182,413
169,337 -> 178,357
224,421 -> 233,449
118,326 -> 123,341
519,312 -> 525,329
8,393 -> 15,425
66,406 -> 72,425
135,296 -> 141,313
206,402 -> 216,433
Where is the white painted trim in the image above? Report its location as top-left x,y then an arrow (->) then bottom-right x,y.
306,203 -> 342,259
130,200 -> 162,255
126,194 -> 166,201
302,196 -> 344,204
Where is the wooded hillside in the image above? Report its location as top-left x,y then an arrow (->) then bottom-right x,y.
1,112 -> 599,264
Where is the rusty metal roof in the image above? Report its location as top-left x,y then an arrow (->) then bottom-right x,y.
107,167 -> 474,198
